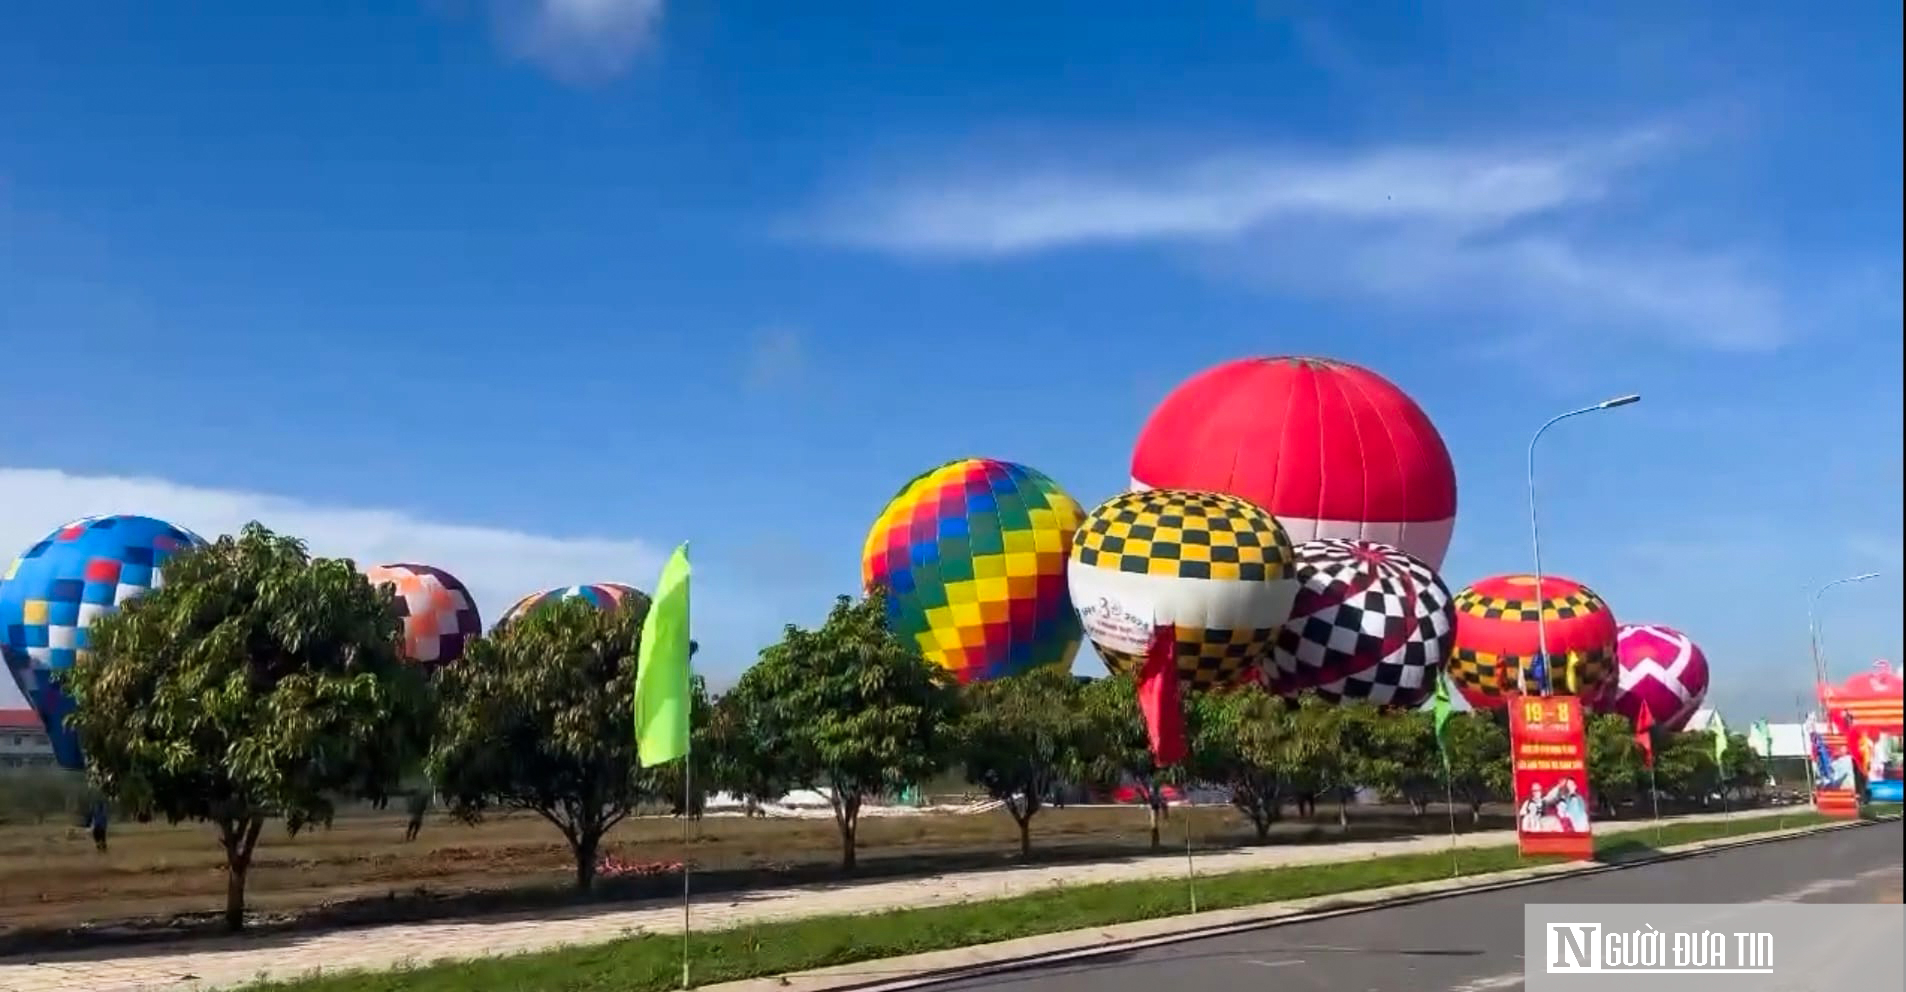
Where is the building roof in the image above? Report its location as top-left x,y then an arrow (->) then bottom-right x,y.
0,708 -> 47,733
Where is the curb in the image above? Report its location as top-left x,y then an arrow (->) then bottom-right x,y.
705,815 -> 1894,992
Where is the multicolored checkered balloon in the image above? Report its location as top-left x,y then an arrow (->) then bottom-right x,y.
1265,539 -> 1453,708
364,563 -> 483,667
1068,489 -> 1298,690
1446,574 -> 1617,710
0,514 -> 205,769
499,583 -> 647,627
862,458 -> 1084,683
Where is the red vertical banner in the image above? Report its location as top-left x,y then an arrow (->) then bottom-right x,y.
1508,693 -> 1594,860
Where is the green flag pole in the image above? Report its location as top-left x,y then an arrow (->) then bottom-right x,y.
635,543 -> 694,988
1432,675 -> 1458,876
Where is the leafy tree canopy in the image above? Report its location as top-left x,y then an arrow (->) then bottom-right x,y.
429,595 -> 660,890
725,592 -> 959,869
66,523 -> 431,929
957,665 -> 1091,856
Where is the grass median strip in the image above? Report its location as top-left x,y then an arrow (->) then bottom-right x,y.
245,814 -> 1833,992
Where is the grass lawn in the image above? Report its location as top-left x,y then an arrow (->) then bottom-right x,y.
242,812 -> 1838,992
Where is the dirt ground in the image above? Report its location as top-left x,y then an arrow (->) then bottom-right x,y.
0,800 -> 1494,942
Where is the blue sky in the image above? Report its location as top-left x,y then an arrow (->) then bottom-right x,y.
2,1 -> 1900,722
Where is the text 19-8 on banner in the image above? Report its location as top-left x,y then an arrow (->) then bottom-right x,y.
1509,693 -> 1594,860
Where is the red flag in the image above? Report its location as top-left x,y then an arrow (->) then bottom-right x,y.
1136,623 -> 1186,767
1634,703 -> 1656,767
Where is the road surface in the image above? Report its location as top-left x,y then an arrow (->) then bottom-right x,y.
932,820 -> 1903,992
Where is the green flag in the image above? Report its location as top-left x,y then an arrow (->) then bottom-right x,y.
1752,719 -> 1773,756
1711,712 -> 1729,763
634,542 -> 692,767
1432,674 -> 1454,768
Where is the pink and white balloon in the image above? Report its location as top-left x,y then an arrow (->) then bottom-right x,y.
1609,624 -> 1710,730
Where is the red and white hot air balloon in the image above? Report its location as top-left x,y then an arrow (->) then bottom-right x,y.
1130,356 -> 1458,569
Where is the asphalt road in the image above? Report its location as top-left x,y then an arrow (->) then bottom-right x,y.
933,821 -> 1903,992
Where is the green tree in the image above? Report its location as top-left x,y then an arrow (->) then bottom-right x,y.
429,596 -> 664,892
1654,731 -> 1720,806
705,691 -> 780,818
1584,713 -> 1645,818
1077,673 -> 1178,851
724,592 -> 960,870
1443,710 -> 1512,823
65,524 -> 431,931
1289,697 -> 1378,829
1189,688 -> 1302,842
1362,707 -> 1440,817
956,666 -> 1090,858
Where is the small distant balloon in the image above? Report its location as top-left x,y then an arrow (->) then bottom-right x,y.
0,515 -> 205,769
862,457 -> 1084,683
499,582 -> 647,627
364,563 -> 482,667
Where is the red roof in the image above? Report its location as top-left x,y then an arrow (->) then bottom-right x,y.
0,708 -> 46,733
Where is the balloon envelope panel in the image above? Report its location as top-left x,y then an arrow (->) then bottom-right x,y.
1130,356 -> 1458,569
1611,623 -> 1709,731
1447,574 -> 1617,709
1068,489 -> 1297,689
862,458 -> 1083,683
0,515 -> 205,769
1268,539 -> 1453,708
500,582 -> 647,627
364,563 -> 483,666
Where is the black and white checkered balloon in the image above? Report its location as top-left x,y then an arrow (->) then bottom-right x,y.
1262,539 -> 1454,708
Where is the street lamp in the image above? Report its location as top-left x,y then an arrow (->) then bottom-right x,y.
1809,572 -> 1880,691
1525,393 -> 1642,695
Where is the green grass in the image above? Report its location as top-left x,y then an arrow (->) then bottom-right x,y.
247,813 -> 1835,992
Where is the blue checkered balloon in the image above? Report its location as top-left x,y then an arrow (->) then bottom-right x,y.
1,515 -> 205,769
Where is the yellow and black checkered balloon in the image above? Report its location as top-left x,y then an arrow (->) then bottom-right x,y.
1068,489 -> 1298,689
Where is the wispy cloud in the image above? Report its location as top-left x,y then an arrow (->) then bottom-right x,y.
790,127 -> 1799,352
484,0 -> 665,85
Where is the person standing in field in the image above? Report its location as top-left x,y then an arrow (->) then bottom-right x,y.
403,789 -> 430,842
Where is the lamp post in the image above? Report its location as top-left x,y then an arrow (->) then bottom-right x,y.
1809,573 -> 1879,691
1526,393 -> 1641,695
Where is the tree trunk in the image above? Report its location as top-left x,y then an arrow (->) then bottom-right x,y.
1336,790 -> 1349,829
219,815 -> 265,933
572,830 -> 600,891
1147,800 -> 1162,852
833,792 -> 861,871
1017,815 -> 1032,859
1253,809 -> 1272,844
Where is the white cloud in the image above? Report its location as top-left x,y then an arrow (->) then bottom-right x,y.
791,127 -> 1794,351
802,132 -> 1663,256
0,466 -> 668,707
485,0 -> 665,85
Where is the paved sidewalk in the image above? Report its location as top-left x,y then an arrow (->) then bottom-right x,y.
0,808 -> 1796,992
